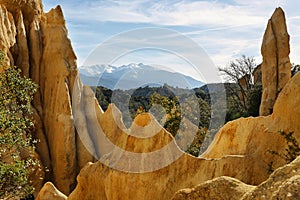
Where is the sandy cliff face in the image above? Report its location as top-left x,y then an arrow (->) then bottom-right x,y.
172,155 -> 300,200
38,6 -> 80,194
200,65 -> 300,167
0,0 -> 98,195
0,0 -> 298,199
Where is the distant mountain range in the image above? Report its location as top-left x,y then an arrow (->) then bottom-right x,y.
79,63 -> 204,90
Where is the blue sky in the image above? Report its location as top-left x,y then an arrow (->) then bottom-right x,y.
43,0 -> 300,82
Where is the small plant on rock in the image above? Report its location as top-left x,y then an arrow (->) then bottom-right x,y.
267,130 -> 300,174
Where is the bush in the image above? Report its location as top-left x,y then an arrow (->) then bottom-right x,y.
0,51 -> 39,199
278,131 -> 300,163
150,92 -> 181,135
186,128 -> 207,157
267,131 -> 300,174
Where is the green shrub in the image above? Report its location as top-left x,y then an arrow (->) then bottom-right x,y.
0,51 -> 39,199
186,128 -> 207,157
150,92 -> 181,136
267,130 -> 300,174
278,131 -> 300,163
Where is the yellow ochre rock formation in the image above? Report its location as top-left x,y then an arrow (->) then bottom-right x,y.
259,7 -> 291,116
1,0 -> 299,199
67,68 -> 300,200
0,0 -> 97,195
172,155 -> 300,200
172,176 -> 255,200
36,182 -> 67,200
65,7 -> 299,200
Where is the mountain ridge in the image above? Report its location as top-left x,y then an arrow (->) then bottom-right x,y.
79,63 -> 204,89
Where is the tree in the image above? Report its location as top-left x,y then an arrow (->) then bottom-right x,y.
219,55 -> 258,119
0,51 -> 40,199
93,84 -> 212,156
247,84 -> 262,117
149,92 -> 181,136
179,96 -> 211,128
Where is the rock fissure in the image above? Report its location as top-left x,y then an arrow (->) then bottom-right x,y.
270,17 -> 279,97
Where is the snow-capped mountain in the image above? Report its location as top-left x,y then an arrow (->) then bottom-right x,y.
79,63 -> 204,90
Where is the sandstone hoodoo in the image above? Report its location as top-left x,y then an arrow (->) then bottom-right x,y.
259,7 -> 291,116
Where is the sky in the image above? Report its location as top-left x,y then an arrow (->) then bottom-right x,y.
43,0 -> 300,83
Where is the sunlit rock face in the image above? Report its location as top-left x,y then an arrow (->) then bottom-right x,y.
67,66 -> 300,200
36,182 -> 67,200
260,7 -> 291,116
1,1 -> 299,199
0,0 -> 88,194
172,156 -> 300,200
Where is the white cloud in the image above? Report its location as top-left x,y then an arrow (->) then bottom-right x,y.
55,0 -> 276,27
43,0 -> 300,79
